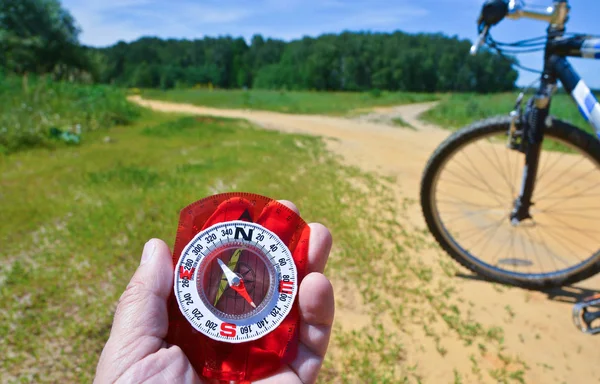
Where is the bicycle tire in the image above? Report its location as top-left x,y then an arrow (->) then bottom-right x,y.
421,115 -> 600,289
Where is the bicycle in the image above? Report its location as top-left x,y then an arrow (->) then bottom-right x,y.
419,0 -> 600,333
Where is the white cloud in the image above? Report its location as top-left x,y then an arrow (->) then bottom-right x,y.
62,0 -> 429,47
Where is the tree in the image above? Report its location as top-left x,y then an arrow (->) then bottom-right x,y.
0,0 -> 88,77
93,30 -> 519,93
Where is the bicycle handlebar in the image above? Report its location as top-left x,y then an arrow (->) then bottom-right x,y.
470,25 -> 489,56
506,0 -> 568,25
470,0 -> 570,56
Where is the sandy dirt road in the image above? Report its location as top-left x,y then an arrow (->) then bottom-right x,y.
130,95 -> 600,384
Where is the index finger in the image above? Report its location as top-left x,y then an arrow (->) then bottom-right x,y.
277,200 -> 333,274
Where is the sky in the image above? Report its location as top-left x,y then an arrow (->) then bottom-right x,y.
61,0 -> 600,88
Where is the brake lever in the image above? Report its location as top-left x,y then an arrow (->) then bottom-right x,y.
470,24 -> 490,56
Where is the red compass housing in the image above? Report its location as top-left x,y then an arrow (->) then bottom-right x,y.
166,192 -> 310,382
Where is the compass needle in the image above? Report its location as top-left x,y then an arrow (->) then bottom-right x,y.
214,248 -> 243,305
217,258 -> 257,308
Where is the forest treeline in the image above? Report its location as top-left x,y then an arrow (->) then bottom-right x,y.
1,0 -> 519,93
97,33 -> 518,93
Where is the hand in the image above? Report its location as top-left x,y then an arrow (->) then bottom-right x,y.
94,201 -> 334,384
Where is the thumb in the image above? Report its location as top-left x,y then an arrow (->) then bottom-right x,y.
96,239 -> 174,381
111,238 -> 174,342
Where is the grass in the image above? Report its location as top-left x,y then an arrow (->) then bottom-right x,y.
390,116 -> 415,130
421,92 -> 596,136
1,91 -> 536,383
140,88 -> 439,115
0,75 -> 141,154
1,110 -> 424,382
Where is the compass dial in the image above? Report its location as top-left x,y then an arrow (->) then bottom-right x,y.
174,220 -> 298,343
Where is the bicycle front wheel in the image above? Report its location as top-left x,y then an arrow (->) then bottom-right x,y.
421,116 -> 600,289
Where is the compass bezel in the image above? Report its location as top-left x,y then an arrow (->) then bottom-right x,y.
174,220 -> 298,343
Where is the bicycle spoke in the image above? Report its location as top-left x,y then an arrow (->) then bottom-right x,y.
437,198 -> 503,209
536,224 -> 591,256
466,214 -> 507,252
533,223 -> 600,236
536,150 -> 566,186
535,228 -> 586,266
534,224 -> 571,268
538,210 -> 600,220
540,206 -> 600,213
439,174 -> 499,196
541,213 -> 600,242
440,208 -> 501,225
504,145 -> 517,198
441,169 -> 506,203
447,155 -> 494,189
465,143 -> 512,199
490,231 -> 511,267
444,155 -> 508,206
476,215 -> 508,260
509,226 -> 517,272
522,225 -> 547,274
450,220 -> 505,239
516,230 -> 529,271
535,180 -> 600,204
536,190 -> 600,201
534,157 -> 590,199
479,139 -> 514,197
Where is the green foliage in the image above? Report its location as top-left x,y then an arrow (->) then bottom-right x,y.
96,32 -> 518,93
141,88 -> 438,115
0,0 -> 93,78
0,75 -> 141,153
0,112 -> 390,381
0,1 -> 518,92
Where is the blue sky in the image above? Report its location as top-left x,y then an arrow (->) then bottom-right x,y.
61,0 -> 600,88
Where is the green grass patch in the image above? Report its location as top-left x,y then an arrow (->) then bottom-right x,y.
1,107 -> 526,383
0,75 -> 142,154
141,88 -> 439,115
421,92 -> 595,135
420,92 -> 599,153
0,111 -> 421,382
390,116 -> 415,130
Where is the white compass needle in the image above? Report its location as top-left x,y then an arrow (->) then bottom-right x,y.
217,258 -> 240,287
217,258 -> 256,308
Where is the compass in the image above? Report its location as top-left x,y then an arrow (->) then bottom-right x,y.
174,221 -> 297,343
165,192 -> 310,382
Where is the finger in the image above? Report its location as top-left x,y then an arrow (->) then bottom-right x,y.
278,199 -> 300,215
307,223 -> 332,274
278,200 -> 332,274
297,273 -> 335,354
95,239 -> 174,383
290,273 -> 335,383
253,366 -> 301,384
111,238 -> 173,341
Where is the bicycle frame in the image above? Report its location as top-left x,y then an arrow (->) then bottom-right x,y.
548,39 -> 600,137
460,0 -> 600,333
497,0 -> 600,333
506,1 -> 600,223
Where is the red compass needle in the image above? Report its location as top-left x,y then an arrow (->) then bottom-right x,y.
217,258 -> 256,308
230,280 -> 256,308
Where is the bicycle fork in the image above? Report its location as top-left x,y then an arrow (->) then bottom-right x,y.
509,82 -> 554,225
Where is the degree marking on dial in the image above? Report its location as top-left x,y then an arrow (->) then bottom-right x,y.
175,221 -> 297,343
